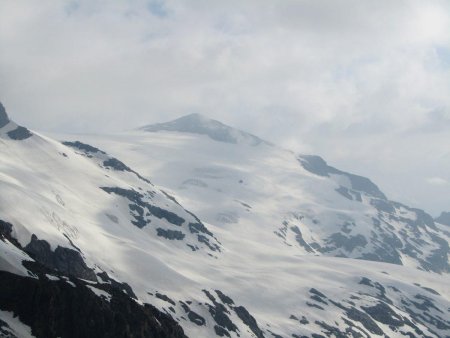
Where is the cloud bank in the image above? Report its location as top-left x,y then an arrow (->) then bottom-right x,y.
0,0 -> 449,214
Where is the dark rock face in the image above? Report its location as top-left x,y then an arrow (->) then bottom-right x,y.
202,290 -> 238,334
156,228 -> 185,240
188,222 -> 213,237
370,198 -> 395,213
314,321 -> 348,338
206,301 -> 237,334
0,220 -> 21,248
342,306 -> 383,335
214,325 -> 231,337
186,310 -> 206,326
335,186 -> 362,202
188,223 -> 221,252
0,221 -> 184,337
309,288 -> 329,306
234,306 -> 265,338
200,290 -> 269,338
335,186 -> 354,200
62,141 -> 106,154
422,233 -> 449,273
361,302 -> 404,327
97,271 -> 137,299
0,103 -> 32,139
435,212 -> 450,226
361,249 -> 402,266
290,226 -> 315,253
63,141 -> 153,184
101,187 -> 185,228
179,301 -> 206,326
100,187 -> 220,251
103,158 -> 131,171
298,155 -> 330,177
0,270 -> 187,338
298,155 -> 449,274
215,290 -> 234,306
24,234 -> 97,281
7,126 -> 33,140
322,233 -> 368,254
155,292 -> 176,305
197,234 -> 221,252
0,102 -> 9,128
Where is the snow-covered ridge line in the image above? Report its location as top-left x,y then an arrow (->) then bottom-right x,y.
0,102 -> 10,128
74,114 -> 450,274
140,113 -> 272,146
0,103 -> 449,337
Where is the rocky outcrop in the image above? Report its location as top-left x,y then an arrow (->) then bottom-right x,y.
436,212 -> 450,226
0,102 -> 10,128
0,220 -> 186,338
298,155 -> 387,200
7,126 -> 33,140
0,102 -> 33,139
24,234 -> 97,281
0,269 -> 187,338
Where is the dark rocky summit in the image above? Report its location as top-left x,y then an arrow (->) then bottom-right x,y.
0,102 -> 33,139
0,102 -> 10,128
435,212 -> 450,226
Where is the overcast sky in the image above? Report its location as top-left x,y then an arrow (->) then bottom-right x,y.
1,0 -> 449,215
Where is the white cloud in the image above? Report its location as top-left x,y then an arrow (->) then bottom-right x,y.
0,0 -> 449,214
427,177 -> 449,186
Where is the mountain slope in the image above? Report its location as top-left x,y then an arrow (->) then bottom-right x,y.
75,114 -> 450,274
140,113 -> 270,146
0,107 -> 449,337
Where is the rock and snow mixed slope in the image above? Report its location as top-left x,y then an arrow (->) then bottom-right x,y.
78,114 -> 450,274
0,106 -> 449,337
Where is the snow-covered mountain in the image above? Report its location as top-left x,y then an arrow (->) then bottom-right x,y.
78,113 -> 450,274
139,113 -> 270,146
1,106 -> 449,338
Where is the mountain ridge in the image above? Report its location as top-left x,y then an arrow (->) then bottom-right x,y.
140,113 -> 271,146
436,211 -> 450,226
68,115 -> 450,274
0,102 -> 10,128
0,103 -> 449,337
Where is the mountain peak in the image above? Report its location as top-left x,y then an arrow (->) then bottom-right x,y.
177,112 -> 208,120
435,211 -> 450,226
299,154 -> 387,200
140,113 -> 270,146
0,102 -> 10,128
165,113 -> 222,128
0,102 -> 33,140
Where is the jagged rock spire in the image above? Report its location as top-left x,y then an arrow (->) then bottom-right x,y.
0,102 -> 10,128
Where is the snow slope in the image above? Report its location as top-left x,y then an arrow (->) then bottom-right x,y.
72,114 -> 450,274
0,109 -> 449,337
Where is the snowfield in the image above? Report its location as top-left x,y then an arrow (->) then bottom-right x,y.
0,109 -> 449,337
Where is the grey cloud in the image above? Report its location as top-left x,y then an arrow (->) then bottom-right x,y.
0,0 -> 449,214
423,107 -> 450,132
